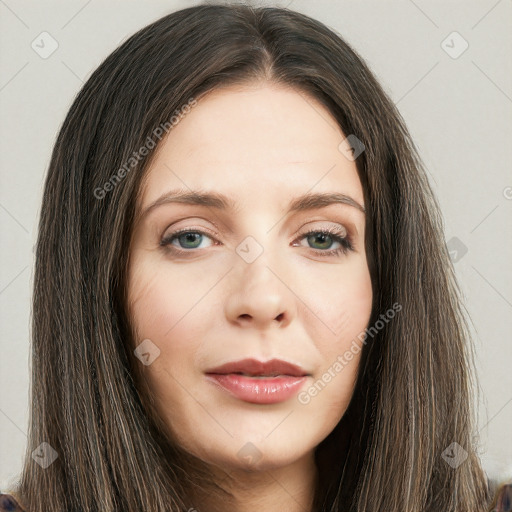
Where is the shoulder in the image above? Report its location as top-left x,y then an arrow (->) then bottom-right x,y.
489,481 -> 512,511
0,493 -> 26,511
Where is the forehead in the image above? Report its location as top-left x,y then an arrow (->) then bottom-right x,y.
139,83 -> 364,212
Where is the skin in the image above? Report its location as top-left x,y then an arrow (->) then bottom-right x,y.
127,82 -> 373,512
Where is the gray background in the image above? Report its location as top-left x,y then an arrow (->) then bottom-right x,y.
1,0 -> 511,491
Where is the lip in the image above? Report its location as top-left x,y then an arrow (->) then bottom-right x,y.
205,374 -> 309,404
204,358 -> 311,404
205,358 -> 310,377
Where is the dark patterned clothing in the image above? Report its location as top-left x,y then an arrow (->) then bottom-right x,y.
1,481 -> 511,510
0,493 -> 26,511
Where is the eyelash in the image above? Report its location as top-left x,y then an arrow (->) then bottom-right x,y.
160,226 -> 354,258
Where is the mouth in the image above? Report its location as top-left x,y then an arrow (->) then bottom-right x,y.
205,358 -> 310,378
205,373 -> 309,404
204,358 -> 311,404
208,371 -> 303,378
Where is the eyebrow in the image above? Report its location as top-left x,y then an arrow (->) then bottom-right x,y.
137,188 -> 365,222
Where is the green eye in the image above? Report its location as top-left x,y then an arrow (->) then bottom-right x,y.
175,232 -> 203,249
161,229 -> 214,251
299,228 -> 353,256
160,227 -> 354,258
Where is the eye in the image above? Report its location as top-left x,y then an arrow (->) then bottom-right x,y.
293,227 -> 354,257
160,227 -> 216,253
160,226 -> 354,257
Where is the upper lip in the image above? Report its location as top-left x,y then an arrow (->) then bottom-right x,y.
205,358 -> 310,377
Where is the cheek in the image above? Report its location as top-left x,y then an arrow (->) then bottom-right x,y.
126,256 -> 198,379
127,260 -> 208,429
127,251 -> 208,343
299,273 -> 371,422
296,261 -> 372,412
301,261 -> 373,344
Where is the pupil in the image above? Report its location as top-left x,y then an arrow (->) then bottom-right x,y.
310,233 -> 331,249
181,233 -> 201,248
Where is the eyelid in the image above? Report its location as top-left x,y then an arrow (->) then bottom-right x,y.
297,220 -> 348,236
161,220 -> 220,239
298,215 -> 351,231
158,213 -> 228,237
161,219 -> 349,242
160,225 -> 219,247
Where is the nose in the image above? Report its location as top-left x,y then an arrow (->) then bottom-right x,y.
224,256 -> 295,330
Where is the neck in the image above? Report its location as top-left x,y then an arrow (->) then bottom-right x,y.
186,451 -> 319,512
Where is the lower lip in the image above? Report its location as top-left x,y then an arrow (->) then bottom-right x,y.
205,373 -> 309,404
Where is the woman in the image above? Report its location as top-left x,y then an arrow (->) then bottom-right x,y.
1,3 -> 509,511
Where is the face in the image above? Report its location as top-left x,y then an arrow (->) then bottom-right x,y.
126,83 -> 373,474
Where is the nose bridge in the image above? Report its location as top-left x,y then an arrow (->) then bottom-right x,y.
236,234 -> 280,295
232,203 -> 281,272
225,229 -> 293,327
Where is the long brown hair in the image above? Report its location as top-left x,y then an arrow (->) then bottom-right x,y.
11,3 -> 493,511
